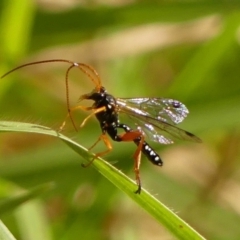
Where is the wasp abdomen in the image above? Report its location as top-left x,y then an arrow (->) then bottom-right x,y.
139,141 -> 163,166
120,124 -> 163,167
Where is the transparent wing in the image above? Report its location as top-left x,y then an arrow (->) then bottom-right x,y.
117,98 -> 201,144
117,98 -> 189,124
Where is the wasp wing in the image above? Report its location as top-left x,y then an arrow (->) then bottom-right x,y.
116,98 -> 201,144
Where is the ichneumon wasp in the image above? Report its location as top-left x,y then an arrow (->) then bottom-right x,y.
1,59 -> 201,194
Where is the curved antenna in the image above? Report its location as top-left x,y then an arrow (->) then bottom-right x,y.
75,62 -> 102,91
1,59 -> 103,131
1,59 -> 102,88
65,64 -> 78,131
1,59 -> 71,78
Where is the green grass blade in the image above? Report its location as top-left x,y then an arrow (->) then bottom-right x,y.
14,200 -> 53,240
167,11 -> 240,100
0,121 -> 205,240
0,183 -> 54,215
0,220 -> 17,240
0,0 -> 35,98
0,0 -> 35,59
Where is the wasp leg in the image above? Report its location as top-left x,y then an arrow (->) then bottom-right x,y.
82,133 -> 112,167
133,134 -> 145,194
60,105 -> 106,131
117,130 -> 145,194
79,106 -> 106,128
59,105 -> 93,131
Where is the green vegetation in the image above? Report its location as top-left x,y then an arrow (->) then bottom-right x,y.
0,1 -> 240,239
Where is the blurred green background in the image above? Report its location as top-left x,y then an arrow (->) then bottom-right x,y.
0,0 -> 240,239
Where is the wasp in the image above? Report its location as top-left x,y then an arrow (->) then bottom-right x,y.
1,59 -> 201,194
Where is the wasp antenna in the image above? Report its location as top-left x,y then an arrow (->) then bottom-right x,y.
73,63 -> 102,90
1,59 -> 102,90
1,58 -> 102,131
65,64 -> 78,131
0,59 -> 75,79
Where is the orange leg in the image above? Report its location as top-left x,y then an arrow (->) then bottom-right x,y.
59,105 -> 106,131
79,106 -> 106,128
118,130 -> 145,194
133,134 -> 145,194
82,133 -> 112,167
59,105 -> 93,131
